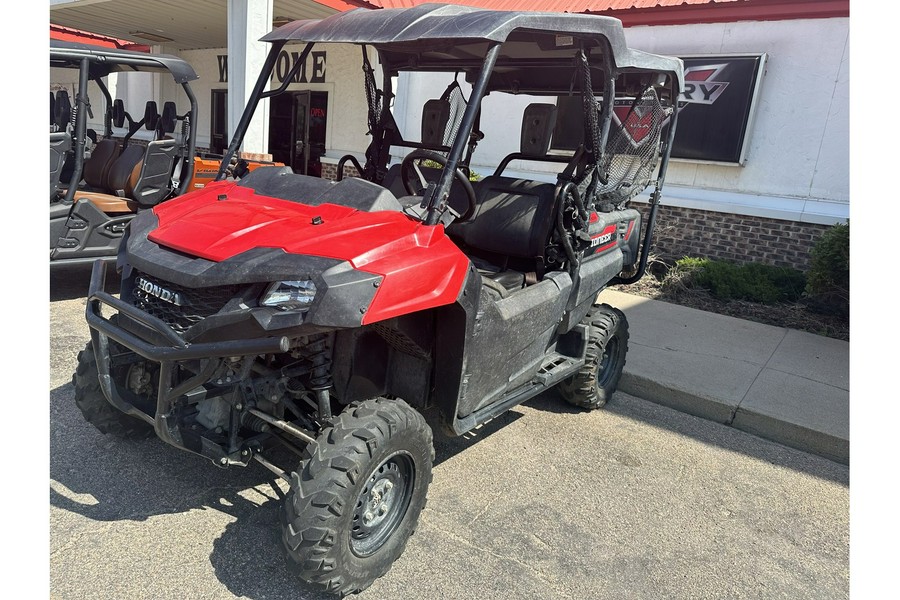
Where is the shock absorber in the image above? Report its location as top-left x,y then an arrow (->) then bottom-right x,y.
307,334 -> 334,421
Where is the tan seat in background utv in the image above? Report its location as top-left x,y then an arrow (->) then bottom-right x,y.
80,139 -> 122,192
73,144 -> 146,214
72,99 -> 180,215
73,137 -> 178,214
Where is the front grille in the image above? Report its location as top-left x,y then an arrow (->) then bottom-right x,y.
131,271 -> 245,334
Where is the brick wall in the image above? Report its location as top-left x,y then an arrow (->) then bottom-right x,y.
635,203 -> 833,272
321,162 -> 361,181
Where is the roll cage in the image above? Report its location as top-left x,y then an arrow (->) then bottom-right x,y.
50,40 -> 200,203
218,2 -> 684,281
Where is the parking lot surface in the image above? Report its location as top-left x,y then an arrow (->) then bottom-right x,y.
50,271 -> 848,599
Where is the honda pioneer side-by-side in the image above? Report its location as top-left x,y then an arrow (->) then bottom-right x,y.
74,4 -> 683,596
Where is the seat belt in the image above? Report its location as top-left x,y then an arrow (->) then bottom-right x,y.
170,113 -> 191,192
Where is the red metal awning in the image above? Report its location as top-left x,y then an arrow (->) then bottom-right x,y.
50,24 -> 150,52
360,1 -> 849,26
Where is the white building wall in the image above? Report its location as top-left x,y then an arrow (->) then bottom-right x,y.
393,17 -> 849,225
624,17 -> 849,222
181,42 -> 372,157
179,48 -> 226,151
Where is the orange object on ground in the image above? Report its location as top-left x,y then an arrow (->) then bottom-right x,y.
187,156 -> 286,190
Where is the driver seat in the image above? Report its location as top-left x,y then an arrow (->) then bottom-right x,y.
381,98 -> 452,199
447,104 -> 562,281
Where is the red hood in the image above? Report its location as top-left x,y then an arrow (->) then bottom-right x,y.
149,181 -> 471,323
152,182 -> 434,267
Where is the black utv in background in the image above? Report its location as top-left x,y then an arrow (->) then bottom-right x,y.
50,40 -> 198,269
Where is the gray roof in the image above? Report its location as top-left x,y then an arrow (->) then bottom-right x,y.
50,40 -> 199,85
262,3 -> 683,88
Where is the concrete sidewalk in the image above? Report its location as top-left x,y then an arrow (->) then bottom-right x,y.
598,289 -> 849,465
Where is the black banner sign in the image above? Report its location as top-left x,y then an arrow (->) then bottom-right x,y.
672,54 -> 767,164
550,53 -> 766,164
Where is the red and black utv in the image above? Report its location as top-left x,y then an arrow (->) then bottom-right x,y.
75,4 -> 683,596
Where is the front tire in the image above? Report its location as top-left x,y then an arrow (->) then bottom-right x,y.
72,342 -> 155,439
281,397 -> 434,597
558,303 -> 629,410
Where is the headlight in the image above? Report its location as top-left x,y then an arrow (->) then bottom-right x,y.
260,280 -> 317,310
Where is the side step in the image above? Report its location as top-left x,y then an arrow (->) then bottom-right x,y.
452,352 -> 584,435
534,353 -> 582,385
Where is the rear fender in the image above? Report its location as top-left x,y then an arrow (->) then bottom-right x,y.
584,208 -> 642,267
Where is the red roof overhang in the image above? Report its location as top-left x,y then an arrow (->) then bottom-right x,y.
588,0 -> 850,27
361,1 -> 849,27
311,0 -> 379,10
50,24 -> 150,52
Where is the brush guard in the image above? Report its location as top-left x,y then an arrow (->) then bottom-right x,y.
84,259 -> 306,466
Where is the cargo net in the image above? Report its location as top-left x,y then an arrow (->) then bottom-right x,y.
439,80 -> 468,151
595,86 -> 665,205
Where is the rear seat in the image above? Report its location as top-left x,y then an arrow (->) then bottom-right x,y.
381,97 -> 453,200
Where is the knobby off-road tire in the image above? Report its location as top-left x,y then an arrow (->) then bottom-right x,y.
281,397 -> 434,597
558,303 -> 629,410
72,342 -> 154,439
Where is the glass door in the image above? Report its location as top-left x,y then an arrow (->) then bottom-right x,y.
291,92 -> 310,175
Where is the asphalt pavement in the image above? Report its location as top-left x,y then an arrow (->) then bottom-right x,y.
49,270 -> 849,599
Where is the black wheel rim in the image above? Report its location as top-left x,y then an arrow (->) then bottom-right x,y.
596,337 -> 620,388
349,451 -> 415,557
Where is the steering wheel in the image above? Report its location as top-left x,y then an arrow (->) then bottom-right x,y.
400,149 -> 477,222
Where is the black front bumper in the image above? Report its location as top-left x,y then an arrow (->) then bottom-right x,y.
85,259 -> 290,462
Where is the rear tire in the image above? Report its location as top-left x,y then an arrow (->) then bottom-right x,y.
281,397 -> 434,597
72,342 -> 154,439
558,303 -> 629,410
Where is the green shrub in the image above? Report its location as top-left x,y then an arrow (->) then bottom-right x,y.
670,256 -> 708,274
659,256 -> 707,295
422,159 -> 481,182
805,222 -> 849,316
669,257 -> 807,304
